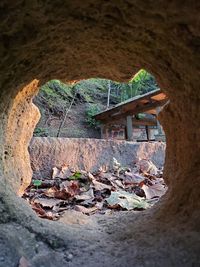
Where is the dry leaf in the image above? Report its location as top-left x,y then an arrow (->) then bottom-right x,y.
106,190 -> 150,210
75,205 -> 98,214
44,187 -> 71,200
60,180 -> 80,196
137,159 -> 158,175
88,172 -> 95,181
99,165 -> 108,173
44,187 -> 57,198
92,180 -> 112,191
124,172 -> 145,184
52,165 -> 72,179
110,179 -> 124,189
142,183 -> 166,199
31,203 -> 46,216
75,188 -> 94,200
24,159 -> 166,220
33,197 -> 63,208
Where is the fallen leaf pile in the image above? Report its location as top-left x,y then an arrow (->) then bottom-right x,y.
22,159 -> 167,220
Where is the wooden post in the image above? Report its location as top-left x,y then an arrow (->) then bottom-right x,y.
126,115 -> 133,141
100,124 -> 104,139
155,107 -> 166,141
145,125 -> 151,141
156,107 -> 163,135
106,80 -> 111,109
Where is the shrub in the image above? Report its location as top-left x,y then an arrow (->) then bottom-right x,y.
85,104 -> 102,128
33,127 -> 48,137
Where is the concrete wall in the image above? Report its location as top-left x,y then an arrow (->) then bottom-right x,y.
29,137 -> 166,179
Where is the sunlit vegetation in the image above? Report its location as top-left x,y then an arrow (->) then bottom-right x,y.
34,69 -> 159,137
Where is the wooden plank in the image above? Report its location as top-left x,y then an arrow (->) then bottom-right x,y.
101,98 -> 168,123
94,89 -> 166,120
133,118 -> 157,126
151,93 -> 167,101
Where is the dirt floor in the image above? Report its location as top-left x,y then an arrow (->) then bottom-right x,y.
34,102 -> 100,138
1,206 -> 199,267
1,139 -> 197,267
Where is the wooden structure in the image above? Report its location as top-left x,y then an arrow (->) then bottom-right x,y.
94,89 -> 168,141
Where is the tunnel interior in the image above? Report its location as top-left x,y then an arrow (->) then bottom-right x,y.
0,1 -> 199,266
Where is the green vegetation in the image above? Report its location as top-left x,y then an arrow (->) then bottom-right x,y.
34,69 -> 159,137
85,103 -> 102,128
33,127 -> 48,137
36,79 -> 74,116
69,171 -> 82,180
37,69 -> 157,116
119,69 -> 158,102
33,179 -> 42,190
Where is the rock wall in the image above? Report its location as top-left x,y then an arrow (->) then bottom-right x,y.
29,137 -> 165,179
0,1 -> 199,266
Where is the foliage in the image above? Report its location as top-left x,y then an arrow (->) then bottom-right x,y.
34,69 -> 159,136
72,78 -> 120,105
106,190 -> 150,210
37,80 -> 75,117
33,127 -> 48,137
85,103 -> 102,127
119,69 -> 159,102
43,79 -> 74,99
33,180 -> 42,190
69,171 -> 82,180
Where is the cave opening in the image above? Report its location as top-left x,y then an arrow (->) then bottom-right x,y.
1,2 -> 199,265
21,70 -> 168,222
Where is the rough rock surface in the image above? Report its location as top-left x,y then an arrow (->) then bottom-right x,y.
29,137 -> 165,179
0,1 -> 200,266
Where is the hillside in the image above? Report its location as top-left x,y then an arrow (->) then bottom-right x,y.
33,70 -> 159,138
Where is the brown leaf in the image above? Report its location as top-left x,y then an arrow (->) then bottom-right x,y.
75,205 -> 98,214
31,203 -> 60,220
75,188 -> 94,201
141,183 -> 166,199
137,159 -> 158,175
18,256 -> 30,267
39,211 -> 60,220
33,197 -> 63,208
92,180 -> 112,191
88,172 -> 95,181
44,187 -> 71,200
60,180 -> 80,197
110,179 -> 124,190
52,165 -> 72,179
124,172 -> 145,185
31,203 -> 47,216
44,187 -> 57,198
54,189 -> 72,200
98,165 -> 108,173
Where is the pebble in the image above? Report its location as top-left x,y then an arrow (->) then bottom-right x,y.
65,253 -> 73,261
